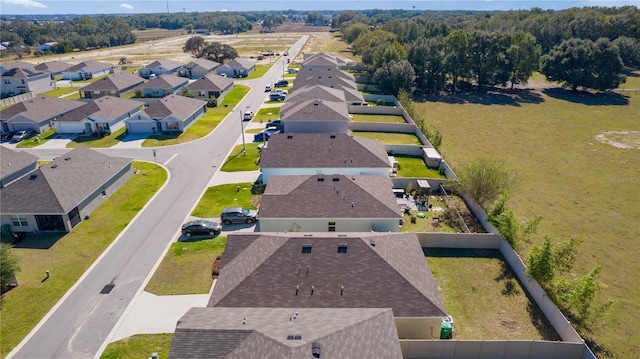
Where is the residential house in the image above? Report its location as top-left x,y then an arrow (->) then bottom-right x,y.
209,232 -> 448,339
303,52 -> 354,66
258,174 -> 402,232
0,147 -> 38,188
124,94 -> 207,133
37,42 -> 58,51
0,61 -> 36,72
1,66 -> 55,97
54,96 -> 142,135
0,146 -> 133,232
280,98 -> 350,134
138,59 -> 183,79
259,133 -> 391,183
185,73 -> 234,104
132,74 -> 189,101
215,58 -> 255,78
284,84 -> 346,104
291,74 -> 364,104
169,307 -> 403,359
0,96 -> 85,133
34,60 -> 72,79
177,58 -> 220,79
296,66 -> 356,82
62,61 -> 113,80
79,71 -> 144,99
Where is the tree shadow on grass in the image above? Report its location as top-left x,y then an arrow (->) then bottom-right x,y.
423,247 -> 500,259
415,88 -> 544,107
495,261 -> 521,297
542,88 -> 629,106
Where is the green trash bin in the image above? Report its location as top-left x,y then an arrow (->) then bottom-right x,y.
440,316 -> 453,339
1,224 -> 11,236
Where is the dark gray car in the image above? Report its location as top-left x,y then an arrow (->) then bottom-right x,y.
220,207 -> 258,225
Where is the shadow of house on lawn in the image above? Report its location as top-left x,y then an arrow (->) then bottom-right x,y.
416,88 -> 544,107
0,232 -> 65,250
542,88 -> 630,106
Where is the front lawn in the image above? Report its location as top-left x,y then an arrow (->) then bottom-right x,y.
395,156 -> 446,178
352,131 -> 422,145
0,162 -> 167,357
220,143 -> 261,172
66,127 -> 127,148
100,334 -> 173,359
41,87 -> 80,98
145,237 -> 226,295
15,128 -> 57,148
245,64 -> 272,79
253,107 -> 281,123
191,183 -> 258,218
350,114 -> 407,124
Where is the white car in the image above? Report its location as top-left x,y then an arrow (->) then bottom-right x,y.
243,111 -> 254,121
265,84 -> 272,92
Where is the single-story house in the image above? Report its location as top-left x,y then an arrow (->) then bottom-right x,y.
303,52 -> 355,67
38,42 -> 58,51
124,94 -> 207,133
177,58 -> 220,79
215,58 -> 255,78
260,133 -> 391,183
62,61 -> 113,81
34,60 -> 72,79
138,59 -> 183,79
0,146 -> 133,232
169,307 -> 403,359
258,174 -> 402,232
280,99 -> 350,134
0,66 -> 55,97
0,96 -> 85,133
132,74 -> 189,100
79,71 -> 144,99
0,147 -> 38,188
291,82 -> 364,105
297,66 -> 356,82
209,231 -> 448,339
285,84 -> 346,104
54,96 -> 142,135
185,73 -> 234,103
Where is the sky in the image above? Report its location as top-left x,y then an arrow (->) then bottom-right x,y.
0,0 -> 638,15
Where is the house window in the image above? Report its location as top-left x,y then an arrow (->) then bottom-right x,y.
3,79 -> 10,84
21,79 -> 25,84
301,244 -> 312,254
328,221 -> 336,232
11,215 -> 28,227
337,243 -> 347,253
166,122 -> 179,131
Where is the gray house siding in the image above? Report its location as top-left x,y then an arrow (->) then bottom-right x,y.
259,218 -> 399,232
283,120 -> 349,134
1,74 -> 54,96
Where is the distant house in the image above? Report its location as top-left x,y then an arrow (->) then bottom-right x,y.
292,81 -> 364,104
260,133 -> 391,183
280,98 -> 350,134
285,84 -> 346,104
79,71 -> 144,99
132,74 -> 189,100
37,42 -> 57,51
0,146 -> 133,232
209,231 -> 448,339
185,73 -> 234,103
258,174 -> 402,232
215,58 -> 255,78
169,307 -> 403,359
303,52 -> 354,66
62,61 -> 113,81
0,96 -> 85,133
0,147 -> 38,188
191,29 -> 210,35
177,58 -> 220,79
138,59 -> 183,79
0,66 -> 55,97
34,60 -> 72,79
124,94 -> 207,133
54,96 -> 142,135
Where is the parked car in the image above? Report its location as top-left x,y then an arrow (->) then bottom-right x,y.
243,111 -> 254,121
220,207 -> 258,225
287,68 -> 298,74
253,128 -> 277,142
266,119 -> 282,129
264,84 -> 272,92
283,51 -> 289,56
274,79 -> 289,87
10,130 -> 36,143
181,219 -> 222,238
269,92 -> 286,101
1,131 -> 16,142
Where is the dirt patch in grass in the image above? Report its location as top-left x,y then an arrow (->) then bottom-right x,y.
595,130 -> 640,149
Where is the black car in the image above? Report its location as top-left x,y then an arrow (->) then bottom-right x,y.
266,119 -> 282,129
220,207 -> 258,225
1,131 -> 16,142
181,220 -> 222,238
274,79 -> 289,87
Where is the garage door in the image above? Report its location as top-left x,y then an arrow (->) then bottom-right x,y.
126,121 -> 155,133
55,122 -> 85,134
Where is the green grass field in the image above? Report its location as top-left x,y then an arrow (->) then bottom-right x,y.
421,89 -> 640,358
40,87 -> 80,98
145,237 -> 226,295
15,128 -> 57,148
252,107 -> 281,123
245,64 -> 273,79
352,131 -> 422,145
0,162 -> 166,358
67,127 -> 127,148
191,183 -> 258,219
100,334 -> 173,359
350,114 -> 407,124
220,143 -> 261,172
395,156 -> 446,178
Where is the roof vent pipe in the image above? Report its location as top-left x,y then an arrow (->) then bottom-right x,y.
296,286 -> 299,296
311,286 -> 314,295
312,342 -> 321,358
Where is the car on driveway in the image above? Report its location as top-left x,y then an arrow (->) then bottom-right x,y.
10,130 -> 36,143
254,128 -> 277,142
221,207 -> 258,225
266,119 -> 282,129
1,131 -> 16,142
265,84 -> 272,92
274,79 -> 289,87
269,92 -> 286,101
181,219 -> 222,238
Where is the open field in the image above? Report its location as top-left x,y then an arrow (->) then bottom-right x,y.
100,333 -> 173,359
133,29 -> 187,43
426,248 -> 560,341
421,89 -> 640,358
0,162 -> 166,358
145,237 -> 226,295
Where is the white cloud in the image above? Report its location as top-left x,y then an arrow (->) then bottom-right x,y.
2,0 -> 47,8
119,3 -> 134,10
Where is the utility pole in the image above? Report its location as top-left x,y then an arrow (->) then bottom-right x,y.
239,110 -> 246,155
166,0 -> 170,13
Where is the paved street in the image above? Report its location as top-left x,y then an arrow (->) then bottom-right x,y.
7,35 -> 307,359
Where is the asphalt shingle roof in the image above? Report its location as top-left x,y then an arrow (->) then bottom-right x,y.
68,61 -> 112,73
258,175 -> 400,219
186,73 -> 234,92
0,146 -> 131,214
56,96 -> 142,122
227,58 -> 254,70
80,71 -> 143,92
34,61 -> 72,74
0,147 -> 38,181
182,58 -> 220,71
285,85 -> 345,103
209,232 -> 447,318
143,59 -> 183,71
0,97 -> 85,122
280,99 -> 349,122
260,133 -> 390,169
170,307 -> 402,359
143,94 -> 206,120
135,74 -> 188,89
1,67 -> 46,79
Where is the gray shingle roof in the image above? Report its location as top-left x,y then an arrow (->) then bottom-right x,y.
0,147 -> 38,181
186,73 -> 234,92
227,58 -> 255,70
56,96 -> 142,123
0,97 -> 85,122
0,146 -> 131,214
209,232 -> 447,318
258,175 -> 400,219
135,74 -> 188,89
143,94 -> 206,120
260,133 -> 390,169
303,52 -> 350,66
170,307 -> 402,359
296,66 -> 355,81
1,67 -> 47,79
79,71 -> 144,92
34,61 -> 72,74
285,85 -> 345,103
143,59 -> 183,71
1,61 -> 36,71
280,99 -> 349,122
183,58 -> 220,71
68,61 -> 112,73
